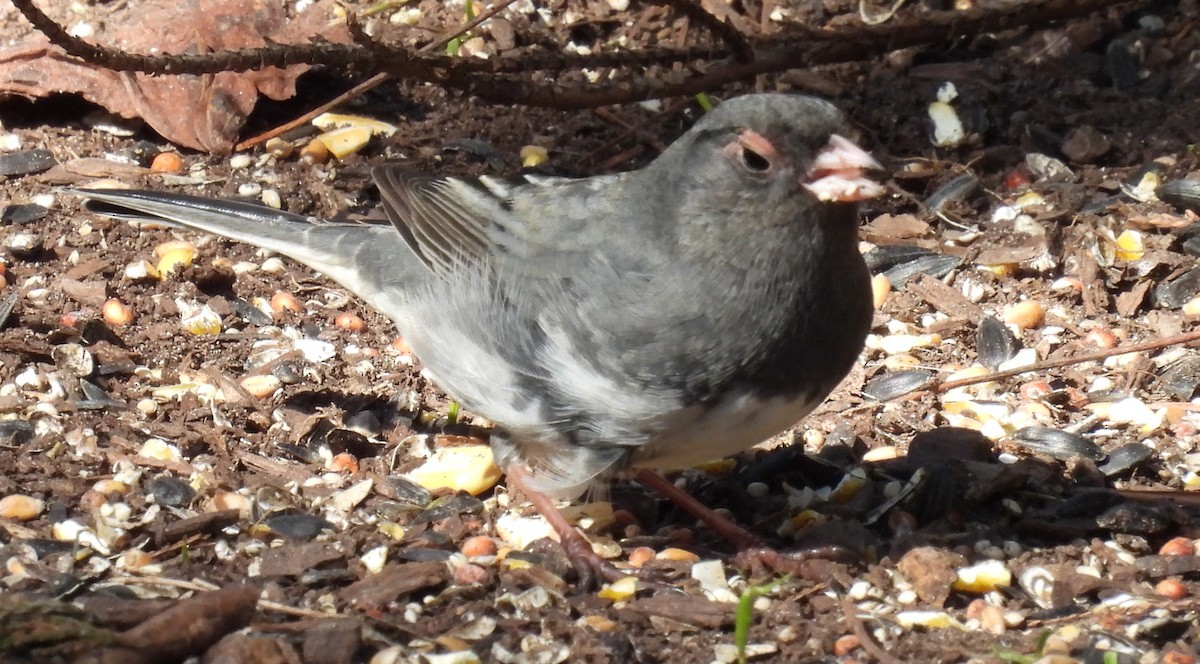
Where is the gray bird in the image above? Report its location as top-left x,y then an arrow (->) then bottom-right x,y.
74,93 -> 882,580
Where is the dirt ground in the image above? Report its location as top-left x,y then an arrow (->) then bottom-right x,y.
2,0 -> 1200,662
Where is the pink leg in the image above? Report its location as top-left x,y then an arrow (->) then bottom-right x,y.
507,465 -> 633,588
634,468 -> 848,577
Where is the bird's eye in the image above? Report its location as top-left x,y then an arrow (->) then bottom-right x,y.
739,145 -> 772,172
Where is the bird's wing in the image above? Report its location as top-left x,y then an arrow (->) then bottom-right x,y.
372,167 -> 634,279
373,167 -> 532,275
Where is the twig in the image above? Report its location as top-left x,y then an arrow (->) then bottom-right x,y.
654,0 -> 755,62
934,328 -> 1200,393
839,594 -> 906,664
105,575 -> 336,618
236,0 -> 525,151
12,0 -> 1147,111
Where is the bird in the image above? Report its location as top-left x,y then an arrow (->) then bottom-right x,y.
73,93 -> 883,583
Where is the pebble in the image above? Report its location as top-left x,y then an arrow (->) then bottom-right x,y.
237,182 -> 262,197
0,149 -> 55,177
228,153 -> 253,169
156,243 -> 197,275
0,494 -> 45,520
146,476 -> 195,507
138,438 -> 182,462
404,444 -> 501,496
656,547 -> 700,563
261,189 -> 282,209
452,563 -> 490,585
520,145 -> 548,168
597,576 -> 638,601
833,634 -> 861,656
103,298 -> 134,326
628,546 -> 654,567
461,535 -> 497,558
334,312 -> 365,331
1155,577 -> 1188,600
1002,300 -> 1045,330
240,374 -> 281,399
579,615 -> 618,632
149,152 -> 183,173
270,291 -> 301,314
871,273 -> 891,308
953,559 -> 1012,592
1158,537 -> 1196,557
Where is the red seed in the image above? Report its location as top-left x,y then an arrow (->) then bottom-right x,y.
1155,577 -> 1188,600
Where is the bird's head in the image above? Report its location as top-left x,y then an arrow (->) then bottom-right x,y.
653,94 -> 884,221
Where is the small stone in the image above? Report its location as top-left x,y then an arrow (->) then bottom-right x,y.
146,476 -> 196,507
150,152 -> 183,174
103,298 -> 134,327
1061,126 -> 1110,163
261,189 -> 282,209
871,273 -> 891,309
138,438 -> 181,462
0,494 -> 45,520
334,312 -> 365,331
833,635 -> 860,657
1002,300 -> 1045,330
628,547 -> 654,567
265,138 -> 294,159
520,145 -> 548,168
240,374 -> 281,399
263,513 -> 333,540
0,149 -> 55,177
404,444 -> 501,496
978,604 -> 1008,634
1159,537 -> 1196,557
452,563 -> 489,585
656,547 -> 700,563
461,535 -> 497,558
1155,577 -> 1188,600
271,291 -> 302,314
597,576 -> 638,601
579,614 -> 618,632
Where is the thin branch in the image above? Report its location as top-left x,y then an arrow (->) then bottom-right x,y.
840,595 -> 906,664
933,328 -> 1200,394
235,0 -> 526,151
11,0 -> 1148,112
654,0 -> 755,62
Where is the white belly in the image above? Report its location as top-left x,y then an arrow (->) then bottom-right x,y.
631,391 -> 819,471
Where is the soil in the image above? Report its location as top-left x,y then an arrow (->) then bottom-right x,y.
2,0 -> 1200,663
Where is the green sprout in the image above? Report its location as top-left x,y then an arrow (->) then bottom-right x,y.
734,575 -> 788,664
445,0 -> 476,55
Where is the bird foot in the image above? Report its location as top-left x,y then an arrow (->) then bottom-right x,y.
508,465 -> 674,591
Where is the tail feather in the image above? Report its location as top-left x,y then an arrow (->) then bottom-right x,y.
73,188 -> 348,265
71,188 -> 416,316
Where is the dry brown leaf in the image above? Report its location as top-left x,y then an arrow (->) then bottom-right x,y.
0,0 -> 351,153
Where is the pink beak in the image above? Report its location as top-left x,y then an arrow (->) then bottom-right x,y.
801,134 -> 885,203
